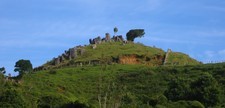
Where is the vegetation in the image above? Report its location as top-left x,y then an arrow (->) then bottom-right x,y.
14,59 -> 33,78
0,63 -> 225,107
44,42 -> 200,69
126,29 -> 145,41
114,27 -> 118,36
0,67 -> 6,75
1,38 -> 223,107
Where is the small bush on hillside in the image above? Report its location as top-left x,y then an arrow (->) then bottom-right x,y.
49,70 -> 57,74
37,95 -> 68,108
62,101 -> 90,108
0,89 -> 27,108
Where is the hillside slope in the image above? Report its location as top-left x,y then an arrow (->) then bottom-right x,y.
40,42 -> 200,70
1,63 -> 225,107
0,41 -> 208,108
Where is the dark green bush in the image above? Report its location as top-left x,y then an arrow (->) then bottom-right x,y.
49,70 -> 57,74
37,95 -> 68,108
0,89 -> 27,108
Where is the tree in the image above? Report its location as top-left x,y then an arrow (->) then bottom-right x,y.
0,67 -> 6,74
14,59 -> 33,77
114,27 -> 118,36
126,29 -> 145,42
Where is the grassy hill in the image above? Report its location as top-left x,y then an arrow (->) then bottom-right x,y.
2,42 -> 223,108
1,63 -> 225,107
43,42 -> 200,69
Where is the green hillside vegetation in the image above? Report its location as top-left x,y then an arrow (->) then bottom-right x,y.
43,42 -> 200,69
1,63 -> 225,107
0,33 -> 221,107
166,52 -> 199,65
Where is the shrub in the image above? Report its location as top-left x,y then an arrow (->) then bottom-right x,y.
49,70 -> 57,74
0,89 -> 27,108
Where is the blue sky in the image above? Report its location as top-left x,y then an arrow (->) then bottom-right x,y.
0,0 -> 225,76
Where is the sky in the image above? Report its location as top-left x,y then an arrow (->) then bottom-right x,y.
0,0 -> 225,76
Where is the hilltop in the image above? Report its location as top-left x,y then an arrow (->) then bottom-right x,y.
35,39 -> 200,71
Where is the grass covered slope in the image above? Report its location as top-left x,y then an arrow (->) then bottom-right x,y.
166,52 -> 200,65
44,42 -> 200,69
1,63 -> 225,107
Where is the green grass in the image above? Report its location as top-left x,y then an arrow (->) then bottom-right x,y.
166,52 -> 200,65
77,42 -> 164,61
1,63 -> 225,107
0,42 -> 212,108
44,42 -> 200,68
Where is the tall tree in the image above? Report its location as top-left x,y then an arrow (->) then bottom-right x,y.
0,67 -> 6,74
114,27 -> 118,36
126,29 -> 145,42
14,59 -> 33,77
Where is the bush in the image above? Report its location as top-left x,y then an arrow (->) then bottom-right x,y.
0,89 -> 27,108
49,70 -> 57,74
37,95 -> 68,108
62,101 -> 90,108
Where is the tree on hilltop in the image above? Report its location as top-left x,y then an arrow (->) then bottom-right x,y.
126,29 -> 145,42
0,67 -> 6,75
114,27 -> 118,36
14,59 -> 33,77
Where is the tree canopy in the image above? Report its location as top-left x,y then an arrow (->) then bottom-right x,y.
14,59 -> 33,77
114,27 -> 118,36
126,29 -> 145,42
0,67 -> 6,74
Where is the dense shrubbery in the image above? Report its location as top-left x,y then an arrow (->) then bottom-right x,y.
165,72 -> 221,107
0,89 -> 27,108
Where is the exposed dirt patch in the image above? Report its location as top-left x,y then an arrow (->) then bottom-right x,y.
119,55 -> 139,64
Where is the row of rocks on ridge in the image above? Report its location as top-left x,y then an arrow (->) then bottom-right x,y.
89,33 -> 126,45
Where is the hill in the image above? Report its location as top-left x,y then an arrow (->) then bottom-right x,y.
2,38 -> 223,108
38,42 -> 200,71
1,63 -> 225,107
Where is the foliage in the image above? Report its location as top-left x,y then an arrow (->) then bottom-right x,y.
14,59 -> 33,77
62,101 -> 90,108
126,29 -> 145,41
43,42 -> 200,68
49,69 -> 57,74
37,95 -> 69,108
164,67 -> 222,107
0,67 -> 6,74
114,27 -> 118,36
0,89 -> 27,108
1,62 -> 225,107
